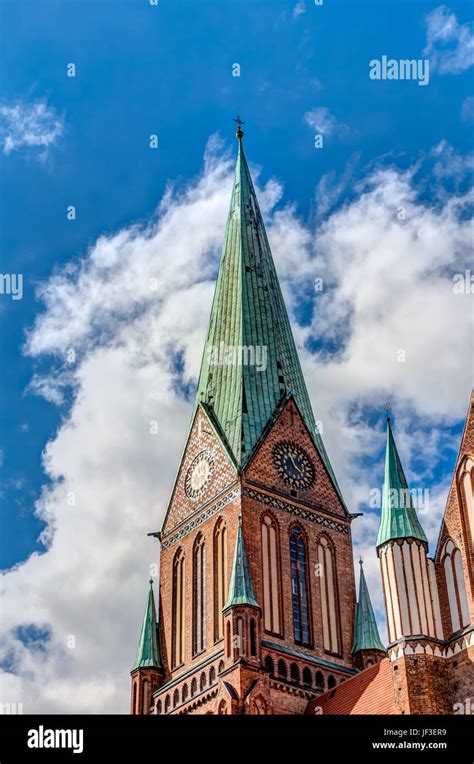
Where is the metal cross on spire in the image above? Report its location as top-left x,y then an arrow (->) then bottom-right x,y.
384,402 -> 391,422
233,115 -> 245,138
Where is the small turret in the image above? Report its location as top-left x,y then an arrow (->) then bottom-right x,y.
377,417 -> 443,644
352,559 -> 385,670
130,580 -> 164,714
223,516 -> 261,666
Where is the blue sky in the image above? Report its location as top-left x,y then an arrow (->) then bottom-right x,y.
0,0 -> 472,712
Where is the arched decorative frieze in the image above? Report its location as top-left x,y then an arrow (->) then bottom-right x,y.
442,539 -> 470,633
261,512 -> 283,635
213,518 -> 228,641
172,547 -> 186,667
192,533 -> 206,655
316,534 -> 341,654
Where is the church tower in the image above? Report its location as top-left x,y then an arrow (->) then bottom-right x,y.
377,416 -> 451,713
136,124 -> 358,715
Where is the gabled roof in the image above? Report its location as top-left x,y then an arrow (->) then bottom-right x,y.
376,417 -> 427,548
131,580 -> 162,672
223,516 -> 259,611
193,130 -> 342,503
306,658 -> 397,715
352,560 -> 385,654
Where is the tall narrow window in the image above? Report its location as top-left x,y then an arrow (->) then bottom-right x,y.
142,679 -> 149,714
443,539 -> 470,632
318,536 -> 340,654
193,534 -> 206,655
261,514 -> 282,634
289,526 -> 311,645
172,548 -> 185,667
214,518 -> 227,641
249,618 -> 257,657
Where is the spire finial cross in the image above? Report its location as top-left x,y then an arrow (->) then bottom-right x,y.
233,115 -> 245,139
384,402 -> 391,422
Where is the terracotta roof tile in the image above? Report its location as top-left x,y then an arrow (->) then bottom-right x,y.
306,659 -> 399,715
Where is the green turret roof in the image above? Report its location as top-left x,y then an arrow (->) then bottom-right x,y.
194,129 -> 343,503
223,516 -> 259,611
352,560 -> 385,654
131,580 -> 162,672
376,417 -> 428,548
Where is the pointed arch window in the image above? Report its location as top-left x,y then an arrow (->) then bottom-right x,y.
142,679 -> 149,714
442,539 -> 470,632
172,547 -> 185,667
193,533 -> 206,655
261,514 -> 282,634
289,526 -> 311,645
317,536 -> 340,654
213,518 -> 227,641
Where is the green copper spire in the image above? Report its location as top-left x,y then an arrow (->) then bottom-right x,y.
352,559 -> 385,654
376,417 -> 428,548
131,580 -> 162,672
194,124 -> 343,503
223,516 -> 259,611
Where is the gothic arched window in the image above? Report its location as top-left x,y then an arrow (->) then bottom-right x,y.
442,539 -> 470,632
249,618 -> 257,657
142,679 -> 149,714
303,667 -> 312,686
264,655 -> 274,674
193,533 -> 206,655
290,662 -> 300,682
261,514 -> 282,634
277,659 -> 287,678
289,526 -> 311,645
317,535 -> 340,654
328,675 -> 336,689
172,547 -> 185,667
315,671 -> 324,690
213,518 -> 228,641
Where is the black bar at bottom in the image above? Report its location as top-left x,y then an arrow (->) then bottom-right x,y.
0,714 -> 471,760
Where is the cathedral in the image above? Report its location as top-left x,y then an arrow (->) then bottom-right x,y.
130,126 -> 473,715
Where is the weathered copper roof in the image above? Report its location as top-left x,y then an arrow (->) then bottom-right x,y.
376,417 -> 427,547
131,580 -> 162,672
194,134 -> 342,501
223,516 -> 259,611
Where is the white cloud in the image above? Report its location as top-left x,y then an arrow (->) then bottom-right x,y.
424,5 -> 474,74
304,106 -> 349,138
0,137 -> 471,711
0,99 -> 64,157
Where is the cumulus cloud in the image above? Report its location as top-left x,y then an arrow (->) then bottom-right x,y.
0,137 -> 472,711
424,5 -> 474,74
0,98 -> 64,157
304,106 -> 350,138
